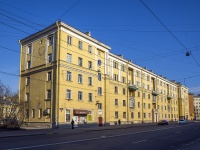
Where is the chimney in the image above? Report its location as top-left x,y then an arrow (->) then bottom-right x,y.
85,31 -> 91,36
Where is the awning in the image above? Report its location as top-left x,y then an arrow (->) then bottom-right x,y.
73,109 -> 89,115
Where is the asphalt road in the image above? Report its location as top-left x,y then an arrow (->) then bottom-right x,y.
1,122 -> 200,150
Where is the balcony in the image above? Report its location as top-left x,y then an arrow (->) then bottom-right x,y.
167,95 -> 173,100
152,91 -> 159,96
128,84 -> 138,91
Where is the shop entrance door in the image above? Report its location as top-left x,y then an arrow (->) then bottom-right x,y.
98,117 -> 103,126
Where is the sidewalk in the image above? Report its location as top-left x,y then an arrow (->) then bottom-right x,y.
0,122 -> 159,138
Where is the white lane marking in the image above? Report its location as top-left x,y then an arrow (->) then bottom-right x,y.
132,139 -> 147,144
5,124 -> 195,150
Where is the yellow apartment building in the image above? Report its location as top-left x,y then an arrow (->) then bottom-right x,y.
19,21 -> 189,128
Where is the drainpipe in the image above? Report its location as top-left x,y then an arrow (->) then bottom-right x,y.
55,21 -> 60,128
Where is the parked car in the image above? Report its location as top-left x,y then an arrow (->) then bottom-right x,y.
158,120 -> 169,125
178,120 -> 186,125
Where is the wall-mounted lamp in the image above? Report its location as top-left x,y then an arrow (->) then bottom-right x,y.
96,101 -> 100,105
59,108 -> 63,112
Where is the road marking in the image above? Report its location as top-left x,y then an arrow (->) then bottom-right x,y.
5,124 -> 196,150
132,139 -> 147,144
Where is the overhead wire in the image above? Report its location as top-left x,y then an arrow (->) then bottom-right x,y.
0,4 -> 199,93
140,0 -> 200,70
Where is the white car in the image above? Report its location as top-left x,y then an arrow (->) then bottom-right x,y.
178,120 -> 186,125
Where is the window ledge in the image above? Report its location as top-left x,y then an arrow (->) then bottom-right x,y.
45,99 -> 51,101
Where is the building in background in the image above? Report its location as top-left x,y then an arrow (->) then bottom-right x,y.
188,93 -> 194,120
194,94 -> 200,120
19,21 -> 189,128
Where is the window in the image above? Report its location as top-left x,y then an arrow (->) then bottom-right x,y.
121,65 -> 125,71
129,99 -> 134,108
26,77 -> 30,85
38,108 -> 42,118
48,36 -> 53,46
148,94 -> 150,99
97,59 -> 102,66
78,91 -> 83,100
88,93 -> 92,102
148,103 -> 151,109
123,112 -> 126,118
98,87 -> 102,95
78,57 -> 82,66
114,86 -> 118,93
98,103 -> 102,109
26,93 -> 29,101
149,113 -> 151,118
27,45 -> 32,54
31,109 -> 35,118
88,61 -> 92,69
88,77 -> 92,86
138,102 -> 140,108
129,112 -> 133,119
66,89 -> 72,99
144,113 -> 146,118
138,92 -> 140,97
122,76 -> 126,83
143,103 -> 146,109
27,61 -> 31,69
47,72 -> 51,81
113,61 -> 118,69
67,53 -> 72,63
98,73 -> 102,81
48,53 -> 52,63
25,109 -> 29,118
78,74 -> 83,83
123,88 -> 126,95
138,112 -> 140,118
115,99 -> 118,105
113,74 -> 118,81
47,90 -> 51,99
67,36 -> 72,45
115,111 -> 118,118
123,100 -> 126,106
88,45 -> 92,54
66,71 -> 72,81
66,109 -> 71,122
78,41 -> 82,49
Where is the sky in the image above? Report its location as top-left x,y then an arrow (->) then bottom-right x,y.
0,0 -> 200,94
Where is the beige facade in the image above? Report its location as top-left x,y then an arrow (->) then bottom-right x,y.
19,21 -> 189,128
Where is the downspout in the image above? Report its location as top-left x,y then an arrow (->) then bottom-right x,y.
55,22 -> 60,127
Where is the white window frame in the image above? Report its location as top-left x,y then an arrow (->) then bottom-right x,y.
78,91 -> 83,100
66,89 -> 72,99
47,90 -> 51,99
88,93 -> 92,102
66,71 -> 72,81
67,36 -> 72,45
48,53 -> 52,63
88,45 -> 92,54
67,53 -> 72,63
47,72 -> 51,81
27,61 -> 31,69
88,77 -> 92,86
78,41 -> 82,49
98,73 -> 102,81
27,45 -> 32,54
78,57 -> 82,66
78,74 -> 83,83
98,87 -> 102,95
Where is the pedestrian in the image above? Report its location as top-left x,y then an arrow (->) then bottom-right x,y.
118,119 -> 121,125
71,119 -> 74,129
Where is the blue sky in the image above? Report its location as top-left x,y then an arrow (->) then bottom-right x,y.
0,0 -> 200,94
